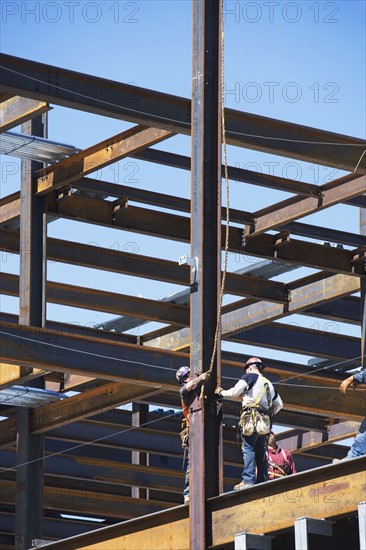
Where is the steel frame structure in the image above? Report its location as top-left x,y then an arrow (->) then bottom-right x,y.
0,10 -> 365,547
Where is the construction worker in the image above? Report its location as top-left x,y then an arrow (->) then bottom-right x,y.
339,370 -> 366,458
267,431 -> 296,479
215,357 -> 283,490
176,366 -> 210,504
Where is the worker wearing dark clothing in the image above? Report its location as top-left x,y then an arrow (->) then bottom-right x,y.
267,431 -> 296,479
176,366 -> 210,503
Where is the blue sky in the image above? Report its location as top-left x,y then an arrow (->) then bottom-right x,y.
0,0 -> 365,364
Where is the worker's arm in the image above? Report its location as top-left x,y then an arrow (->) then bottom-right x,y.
185,372 -> 210,391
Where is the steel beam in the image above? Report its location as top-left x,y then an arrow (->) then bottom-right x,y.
148,273 -> 360,349
2,193 -> 363,275
55,197 -> 366,275
134,147 -> 321,196
131,403 -> 149,499
25,458 -> 365,549
0,192 -> 21,226
0,272 -> 190,326
229,322 -> 360,359
2,182 -> 365,248
15,114 -> 47,549
1,54 -> 365,172
1,323 -> 364,426
359,502 -> 366,550
1,480 -> 174,519
0,512 -> 96,541
242,232 -> 365,277
189,1 -> 222,547
245,174 -> 366,238
235,533 -> 272,550
294,517 -> 333,550
304,296 -> 360,325
0,448 -> 184,494
0,229 -> 288,304
36,126 -> 173,194
0,96 -> 50,133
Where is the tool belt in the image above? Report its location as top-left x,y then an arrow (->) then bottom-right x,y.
238,407 -> 271,436
238,378 -> 273,437
180,419 -> 189,449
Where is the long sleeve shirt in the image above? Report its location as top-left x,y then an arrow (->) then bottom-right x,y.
220,372 -> 283,415
267,445 -> 296,479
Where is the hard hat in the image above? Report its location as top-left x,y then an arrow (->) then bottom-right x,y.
245,357 -> 265,371
176,366 -> 190,385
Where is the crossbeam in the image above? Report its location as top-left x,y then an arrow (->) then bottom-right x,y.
1,54 -> 365,172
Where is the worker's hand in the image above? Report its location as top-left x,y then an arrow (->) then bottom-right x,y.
214,387 -> 224,397
340,380 -> 355,393
197,372 -> 210,384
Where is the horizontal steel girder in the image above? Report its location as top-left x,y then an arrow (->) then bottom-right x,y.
25,457 -> 365,549
228,321 -> 360,359
2,178 -> 365,247
0,230 -> 288,304
0,371 -> 364,451
1,54 -> 365,173
147,273 -> 360,348
36,126 -> 174,194
246,174 -> 366,238
0,272 -> 190,326
0,479 -> 175,519
0,447 -> 184,493
1,193 -> 364,275
0,96 -> 50,133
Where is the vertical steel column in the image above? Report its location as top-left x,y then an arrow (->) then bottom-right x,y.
235,532 -> 272,549
294,517 -> 332,550
360,208 -> 366,369
190,0 -> 222,548
359,501 -> 366,550
15,114 -> 47,550
132,403 -> 149,499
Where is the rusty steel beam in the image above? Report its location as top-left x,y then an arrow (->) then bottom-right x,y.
0,272 -> 190,326
0,479 -> 175,519
147,273 -> 360,349
304,296 -> 360,325
2,194 -> 364,275
1,323 -> 364,440
53,197 -> 366,276
32,383 -> 163,434
3,182 -> 364,247
0,96 -> 50,133
245,174 -> 366,238
0,229 -> 288,304
27,458 -> 365,549
0,448 -> 185,495
0,192 -> 21,226
36,126 -> 174,194
229,321 -> 360,360
1,54 -> 365,172
219,273 -> 361,337
133,148 -> 322,196
242,232 -> 365,277
277,422 -> 361,455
